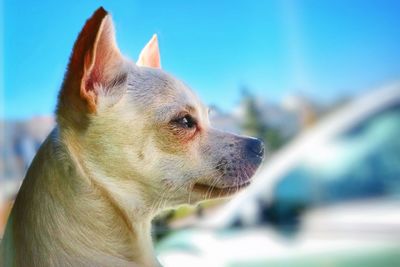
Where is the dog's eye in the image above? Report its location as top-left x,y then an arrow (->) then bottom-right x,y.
173,115 -> 197,129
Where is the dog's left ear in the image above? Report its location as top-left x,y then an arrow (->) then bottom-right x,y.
137,34 -> 161,69
60,7 -> 125,115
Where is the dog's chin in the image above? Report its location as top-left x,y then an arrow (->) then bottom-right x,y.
191,162 -> 261,199
191,180 -> 252,198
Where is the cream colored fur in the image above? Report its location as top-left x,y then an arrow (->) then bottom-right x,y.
0,7 -> 263,267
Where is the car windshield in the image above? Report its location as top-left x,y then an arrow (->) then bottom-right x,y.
257,103 -> 400,228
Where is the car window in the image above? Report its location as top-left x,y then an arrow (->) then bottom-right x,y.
282,104 -> 400,201
260,103 -> 400,228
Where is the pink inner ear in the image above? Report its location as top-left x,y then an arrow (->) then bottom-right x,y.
80,15 -> 123,112
84,67 -> 100,94
137,34 -> 161,69
83,16 -> 120,85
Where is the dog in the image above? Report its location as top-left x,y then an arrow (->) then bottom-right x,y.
0,7 -> 264,267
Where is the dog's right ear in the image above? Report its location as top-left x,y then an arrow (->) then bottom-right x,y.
137,34 -> 161,69
58,7 -> 125,121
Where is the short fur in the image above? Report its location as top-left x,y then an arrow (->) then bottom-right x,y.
0,7 -> 264,267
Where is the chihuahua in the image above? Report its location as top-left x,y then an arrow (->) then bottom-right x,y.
0,7 -> 264,267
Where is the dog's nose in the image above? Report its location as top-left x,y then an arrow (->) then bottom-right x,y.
245,138 -> 264,158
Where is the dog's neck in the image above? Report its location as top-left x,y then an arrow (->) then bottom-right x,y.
7,128 -> 161,267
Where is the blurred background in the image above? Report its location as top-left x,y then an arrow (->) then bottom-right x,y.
1,1 -> 400,266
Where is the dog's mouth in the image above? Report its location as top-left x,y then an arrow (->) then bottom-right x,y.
192,181 -> 251,198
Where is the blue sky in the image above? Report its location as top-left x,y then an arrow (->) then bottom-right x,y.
2,0 -> 400,119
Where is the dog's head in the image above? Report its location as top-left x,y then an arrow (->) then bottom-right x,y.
57,8 -> 264,211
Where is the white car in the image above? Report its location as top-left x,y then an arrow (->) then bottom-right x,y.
157,83 -> 400,267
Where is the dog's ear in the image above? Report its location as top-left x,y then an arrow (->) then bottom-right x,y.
60,7 -> 125,114
137,34 -> 161,69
